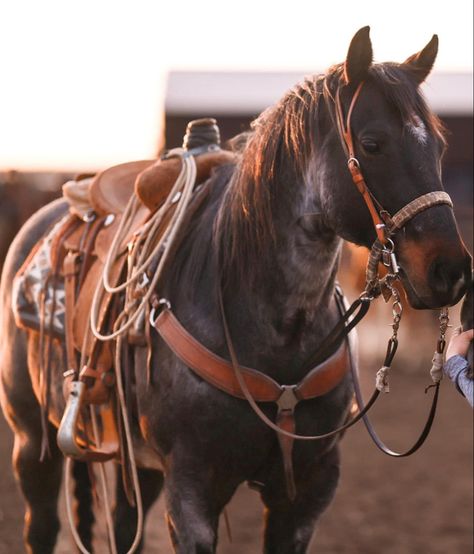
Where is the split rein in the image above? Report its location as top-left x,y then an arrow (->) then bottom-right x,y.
69,84 -> 455,550
332,81 -> 453,455
211,81 -> 455,455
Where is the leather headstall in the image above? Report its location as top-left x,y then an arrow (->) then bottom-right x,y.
334,81 -> 454,289
335,82 -> 389,244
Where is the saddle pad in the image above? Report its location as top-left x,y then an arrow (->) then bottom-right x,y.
12,214 -> 71,337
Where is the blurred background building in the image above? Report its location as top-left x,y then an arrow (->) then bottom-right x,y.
165,69 -> 473,244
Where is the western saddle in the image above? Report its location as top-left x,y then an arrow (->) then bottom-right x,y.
14,118 -> 355,502
13,118 -> 236,462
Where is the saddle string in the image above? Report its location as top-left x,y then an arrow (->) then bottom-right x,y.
64,319 -> 145,554
39,218 -> 83,461
90,410 -> 119,554
65,458 -> 94,554
65,305 -> 120,554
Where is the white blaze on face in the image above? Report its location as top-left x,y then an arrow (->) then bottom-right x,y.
406,115 -> 428,145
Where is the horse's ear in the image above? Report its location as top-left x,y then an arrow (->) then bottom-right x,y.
403,34 -> 438,84
344,26 -> 373,84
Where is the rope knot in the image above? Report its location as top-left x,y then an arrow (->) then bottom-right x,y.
376,366 -> 390,393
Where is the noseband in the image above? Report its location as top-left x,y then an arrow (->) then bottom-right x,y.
334,82 -> 453,294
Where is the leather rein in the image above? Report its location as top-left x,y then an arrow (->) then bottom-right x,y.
150,81 -> 454,500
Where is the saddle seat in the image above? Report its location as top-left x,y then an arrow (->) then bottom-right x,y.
87,150 -> 237,217
89,160 -> 155,216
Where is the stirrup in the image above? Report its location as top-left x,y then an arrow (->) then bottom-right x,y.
57,381 -> 118,462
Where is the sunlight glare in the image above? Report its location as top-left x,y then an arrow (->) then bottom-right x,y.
0,0 -> 472,170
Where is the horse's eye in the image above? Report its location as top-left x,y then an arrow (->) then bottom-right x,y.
361,140 -> 380,154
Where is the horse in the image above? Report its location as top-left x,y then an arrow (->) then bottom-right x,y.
0,174 -> 61,275
0,26 -> 471,554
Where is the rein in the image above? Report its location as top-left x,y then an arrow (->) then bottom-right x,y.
60,87 -> 458,547
147,85 -> 456,499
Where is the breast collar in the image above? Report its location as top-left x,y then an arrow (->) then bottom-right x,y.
149,288 -> 354,501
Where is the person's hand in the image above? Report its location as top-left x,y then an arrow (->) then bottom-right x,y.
446,328 -> 474,360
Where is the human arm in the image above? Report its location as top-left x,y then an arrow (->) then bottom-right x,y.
444,329 -> 473,407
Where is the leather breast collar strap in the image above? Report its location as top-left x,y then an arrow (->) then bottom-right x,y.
150,302 -> 352,501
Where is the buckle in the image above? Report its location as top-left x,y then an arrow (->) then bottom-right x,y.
276,385 -> 299,413
149,297 -> 171,326
347,157 -> 360,169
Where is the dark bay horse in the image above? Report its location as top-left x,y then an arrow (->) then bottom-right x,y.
0,27 -> 471,553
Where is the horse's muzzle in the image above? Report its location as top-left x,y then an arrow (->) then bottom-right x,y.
398,242 -> 471,309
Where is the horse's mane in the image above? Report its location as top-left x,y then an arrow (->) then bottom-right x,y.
214,62 -> 446,286
214,76 -> 322,287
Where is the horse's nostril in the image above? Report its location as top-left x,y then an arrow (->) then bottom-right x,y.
428,257 -> 467,299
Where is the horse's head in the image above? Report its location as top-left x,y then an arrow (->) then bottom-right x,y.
316,27 -> 471,309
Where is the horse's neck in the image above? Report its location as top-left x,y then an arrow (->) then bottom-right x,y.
221,170 -> 343,377
251,229 -> 340,325
247,157 -> 341,311
166,161 -> 343,379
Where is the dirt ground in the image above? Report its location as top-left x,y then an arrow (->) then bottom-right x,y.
0,307 -> 472,554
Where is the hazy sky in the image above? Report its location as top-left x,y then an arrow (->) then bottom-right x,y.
0,0 -> 472,170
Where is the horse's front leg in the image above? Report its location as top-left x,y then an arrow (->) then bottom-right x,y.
261,444 -> 341,554
163,445 -> 239,554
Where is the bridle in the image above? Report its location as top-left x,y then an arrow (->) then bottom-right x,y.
334,81 -> 453,294
145,91 -> 456,500
208,82 -> 456,492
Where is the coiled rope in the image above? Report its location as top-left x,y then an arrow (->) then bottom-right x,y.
66,149 -> 197,554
